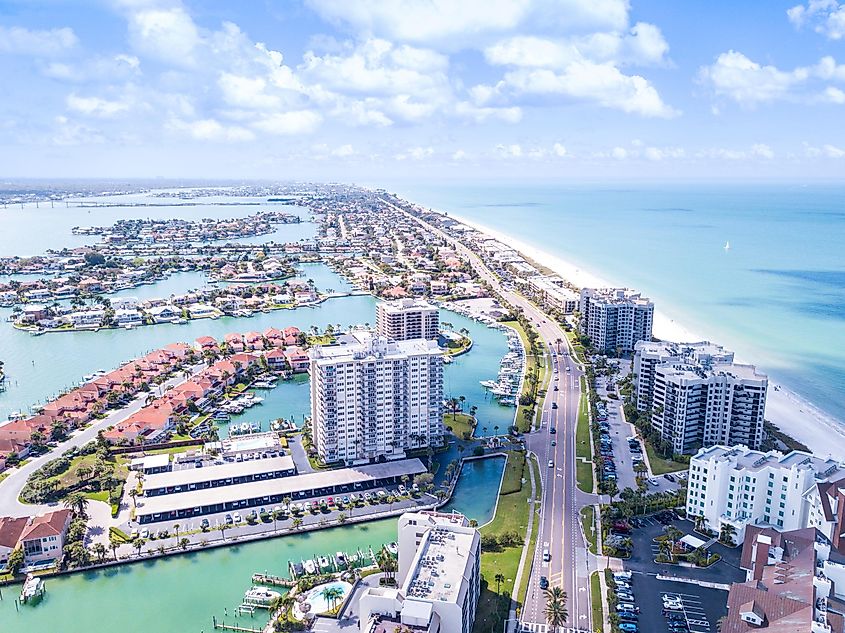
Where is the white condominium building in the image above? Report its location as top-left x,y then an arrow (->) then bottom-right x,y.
376,299 -> 440,341
309,332 -> 443,465
578,288 -> 654,354
633,340 -> 736,411
523,275 -> 579,314
359,511 -> 481,633
686,444 -> 842,542
651,361 -> 768,454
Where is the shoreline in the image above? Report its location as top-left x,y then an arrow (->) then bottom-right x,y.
445,211 -> 845,458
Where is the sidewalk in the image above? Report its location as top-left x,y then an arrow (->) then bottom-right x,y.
508,452 -> 538,633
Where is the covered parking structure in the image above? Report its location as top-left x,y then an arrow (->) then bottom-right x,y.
143,455 -> 296,497
135,458 -> 426,524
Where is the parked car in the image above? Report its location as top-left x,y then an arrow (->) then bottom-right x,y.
233,512 -> 242,524
618,623 -> 638,633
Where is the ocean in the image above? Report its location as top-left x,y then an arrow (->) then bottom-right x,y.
394,182 -> 845,426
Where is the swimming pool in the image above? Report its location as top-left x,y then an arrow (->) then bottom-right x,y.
292,580 -> 353,619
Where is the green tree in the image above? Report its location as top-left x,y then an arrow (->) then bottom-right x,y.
64,491 -> 90,518
7,547 -> 25,575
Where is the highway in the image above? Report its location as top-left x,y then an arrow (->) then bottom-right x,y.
393,200 -> 594,630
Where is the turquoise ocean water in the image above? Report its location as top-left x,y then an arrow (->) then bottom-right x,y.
395,182 -> 845,425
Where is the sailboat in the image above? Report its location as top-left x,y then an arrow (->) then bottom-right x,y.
724,241 -> 731,251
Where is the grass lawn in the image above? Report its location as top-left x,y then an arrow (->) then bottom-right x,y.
474,452 -> 534,633
143,445 -> 196,456
516,456 -> 541,611
576,459 -> 594,494
306,334 -> 336,346
581,505 -> 597,554
445,412 -> 475,440
499,450 -> 525,495
575,377 -> 594,493
84,490 -> 110,503
443,335 -> 472,356
564,330 -> 587,365
644,440 -> 688,475
590,571 -> 604,633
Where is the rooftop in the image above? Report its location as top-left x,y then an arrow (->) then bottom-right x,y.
694,445 -> 841,478
309,332 -> 442,363
143,455 -> 294,491
377,299 -> 438,314
402,522 -> 478,605
136,458 -> 425,518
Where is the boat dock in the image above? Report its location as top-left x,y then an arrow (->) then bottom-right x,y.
250,573 -> 295,588
212,615 -> 262,632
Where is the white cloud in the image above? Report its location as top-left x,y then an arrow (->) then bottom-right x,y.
805,142 -> 845,157
307,0 -> 630,47
553,143 -> 568,157
495,143 -> 524,157
252,111 -> 322,135
610,146 -> 628,160
51,115 -> 105,146
0,25 -> 78,56
331,144 -> 355,156
699,50 -> 845,107
451,149 -> 467,160
493,61 -> 678,118
41,54 -> 141,82
218,73 -> 281,110
788,1 -> 845,39
66,94 -> 131,118
483,23 -> 669,70
127,6 -> 202,66
751,143 -> 775,159
395,146 -> 434,160
168,117 -> 255,142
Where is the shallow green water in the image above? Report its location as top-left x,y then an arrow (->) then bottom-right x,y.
0,454 -> 506,633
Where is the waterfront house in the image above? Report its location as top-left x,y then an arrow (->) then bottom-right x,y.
282,326 -> 301,346
19,509 -> 72,565
111,296 -> 140,310
115,308 -> 143,326
148,305 -> 180,323
0,416 -> 49,444
263,327 -> 284,347
284,347 -> 310,373
194,336 -> 218,352
188,303 -> 219,319
0,517 -> 27,569
69,309 -> 105,328
264,348 -> 287,371
244,331 -> 264,350
20,304 -> 49,323
224,333 -> 245,352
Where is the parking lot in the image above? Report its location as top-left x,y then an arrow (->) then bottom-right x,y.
123,485 -> 435,546
629,574 -> 728,633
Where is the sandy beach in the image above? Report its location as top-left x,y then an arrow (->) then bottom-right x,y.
450,212 -> 845,458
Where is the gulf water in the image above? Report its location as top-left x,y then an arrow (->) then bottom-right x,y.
396,182 -> 845,425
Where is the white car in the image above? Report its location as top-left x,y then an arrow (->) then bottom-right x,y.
233,512 -> 242,524
548,460 -> 554,468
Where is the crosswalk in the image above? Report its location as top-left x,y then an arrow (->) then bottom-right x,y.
518,624 -> 591,633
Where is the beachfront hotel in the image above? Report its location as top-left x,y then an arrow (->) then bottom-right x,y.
376,299 -> 440,341
520,275 -> 579,314
648,356 -> 768,454
686,444 -> 843,543
309,332 -> 444,465
578,287 -> 654,354
358,511 -> 481,633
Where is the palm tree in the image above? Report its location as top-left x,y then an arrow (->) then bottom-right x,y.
543,586 -> 569,627
292,517 -> 303,530
64,491 -> 90,518
320,585 -> 344,611
133,537 -> 147,557
92,542 -> 107,563
173,523 -> 180,540
109,533 -> 121,561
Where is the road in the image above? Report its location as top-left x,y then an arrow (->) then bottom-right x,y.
392,200 -> 593,630
0,362 -> 207,517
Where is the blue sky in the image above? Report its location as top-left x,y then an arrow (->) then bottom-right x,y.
1,0 -> 845,180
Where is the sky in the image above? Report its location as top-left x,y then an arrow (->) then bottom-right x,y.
1,0 -> 845,181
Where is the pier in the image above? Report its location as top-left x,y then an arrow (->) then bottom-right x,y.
250,573 -> 295,588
